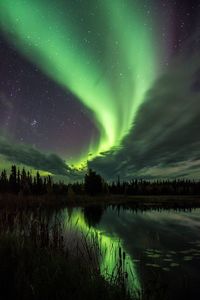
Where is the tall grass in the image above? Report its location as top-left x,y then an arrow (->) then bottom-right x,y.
0,208 -> 134,300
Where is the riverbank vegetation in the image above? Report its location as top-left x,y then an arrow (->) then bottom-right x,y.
0,208 -> 134,300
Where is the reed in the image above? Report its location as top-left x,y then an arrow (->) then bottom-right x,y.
0,208 -> 133,300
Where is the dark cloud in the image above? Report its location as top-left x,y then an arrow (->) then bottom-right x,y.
90,34 -> 200,180
0,137 -> 73,176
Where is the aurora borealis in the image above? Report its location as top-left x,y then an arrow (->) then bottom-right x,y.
0,0 -> 158,162
0,0 -> 200,179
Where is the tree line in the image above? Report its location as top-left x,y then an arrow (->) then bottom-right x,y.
0,165 -> 200,196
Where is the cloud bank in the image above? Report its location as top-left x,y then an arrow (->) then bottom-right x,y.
0,137 -> 73,176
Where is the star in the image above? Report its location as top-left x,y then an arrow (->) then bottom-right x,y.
30,119 -> 38,127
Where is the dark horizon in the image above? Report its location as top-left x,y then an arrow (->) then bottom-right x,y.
1,165 -> 200,198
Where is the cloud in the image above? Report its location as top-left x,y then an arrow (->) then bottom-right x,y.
90,33 -> 200,179
0,137 -> 75,176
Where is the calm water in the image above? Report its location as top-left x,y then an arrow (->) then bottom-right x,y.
60,206 -> 200,299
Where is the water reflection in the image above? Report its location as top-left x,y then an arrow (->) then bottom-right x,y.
83,205 -> 104,227
1,205 -> 200,299
61,207 -> 141,296
86,206 -> 200,300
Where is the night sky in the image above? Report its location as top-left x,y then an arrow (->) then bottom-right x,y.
0,0 -> 199,180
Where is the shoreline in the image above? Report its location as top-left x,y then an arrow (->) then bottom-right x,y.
0,193 -> 200,210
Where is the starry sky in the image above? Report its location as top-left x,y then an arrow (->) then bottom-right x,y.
0,0 -> 199,180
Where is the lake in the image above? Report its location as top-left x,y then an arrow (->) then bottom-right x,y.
1,204 -> 200,299
59,205 -> 200,299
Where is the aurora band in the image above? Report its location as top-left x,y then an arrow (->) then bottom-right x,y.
0,0 -> 158,165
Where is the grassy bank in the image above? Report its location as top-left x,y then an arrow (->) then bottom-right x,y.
0,209 -> 134,300
0,235 -> 133,300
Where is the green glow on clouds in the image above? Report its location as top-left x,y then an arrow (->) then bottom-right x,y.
0,0 -> 158,166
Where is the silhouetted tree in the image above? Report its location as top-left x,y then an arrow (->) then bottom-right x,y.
0,170 -> 8,193
9,165 -> 18,194
0,165 -> 200,197
84,169 -> 104,195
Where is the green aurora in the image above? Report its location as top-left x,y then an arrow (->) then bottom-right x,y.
0,0 -> 159,166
